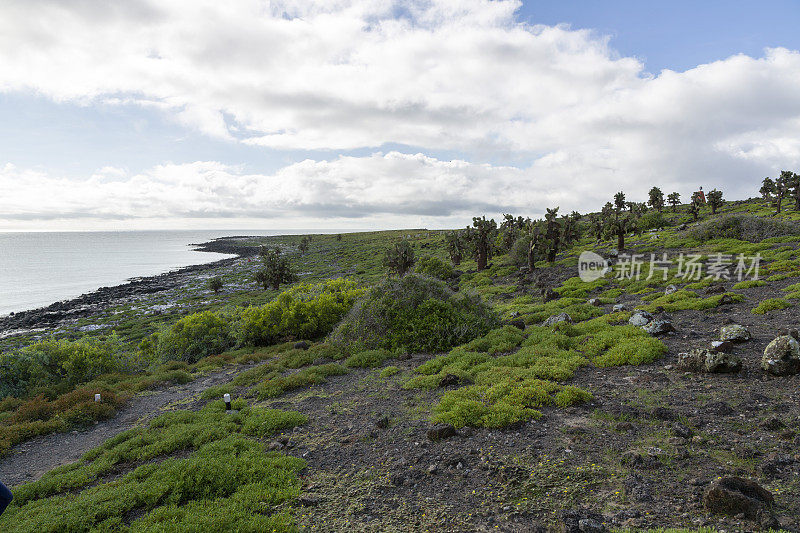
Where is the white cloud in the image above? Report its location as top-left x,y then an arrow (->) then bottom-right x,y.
1,0 -> 800,228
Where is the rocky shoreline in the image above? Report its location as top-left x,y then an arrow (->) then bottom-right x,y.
0,236 -> 259,337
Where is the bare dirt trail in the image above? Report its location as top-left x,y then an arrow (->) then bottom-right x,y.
0,364 -> 248,487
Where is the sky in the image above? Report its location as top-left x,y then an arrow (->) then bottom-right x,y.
1,0 -> 799,231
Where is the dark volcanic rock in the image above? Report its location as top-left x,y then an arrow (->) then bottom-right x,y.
559,509 -> 608,533
427,424 -> 457,442
703,476 -> 774,519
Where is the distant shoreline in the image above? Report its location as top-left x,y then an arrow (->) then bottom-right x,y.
0,236 -> 259,337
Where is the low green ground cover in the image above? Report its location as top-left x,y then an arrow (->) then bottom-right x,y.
0,401 -> 308,533
406,315 -> 666,428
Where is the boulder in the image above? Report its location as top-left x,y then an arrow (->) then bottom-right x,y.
427,424 -> 457,442
505,318 -> 526,330
587,298 -> 602,307
677,349 -> 741,373
664,284 -> 679,295
612,304 -> 626,312
710,340 -> 734,353
294,341 -> 311,350
543,313 -> 572,327
705,284 -> 726,294
703,476 -> 774,519
558,509 -> 608,533
762,335 -> 800,376
642,319 -> 675,336
720,324 -> 751,343
628,310 -> 653,327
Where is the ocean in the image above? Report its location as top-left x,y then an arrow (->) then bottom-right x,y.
0,230 -> 304,316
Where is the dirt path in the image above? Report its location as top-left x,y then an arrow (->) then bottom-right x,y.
0,365 -> 247,487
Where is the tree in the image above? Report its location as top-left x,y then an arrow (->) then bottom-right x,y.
648,187 -> 665,212
706,189 -> 724,215
587,213 -> 604,242
787,172 -> 800,211
775,171 -> 791,214
760,177 -> 776,202
543,207 -> 562,263
605,198 -> 635,251
561,212 -> 581,245
445,230 -> 465,266
667,192 -> 681,212
689,191 -> 704,221
384,240 -> 416,276
254,249 -> 296,290
466,216 -> 497,271
614,191 -> 626,211
208,276 -> 223,294
298,236 -> 310,254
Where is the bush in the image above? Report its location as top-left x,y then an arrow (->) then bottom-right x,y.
752,298 -> 791,314
638,212 -> 671,231
344,349 -> 394,368
146,310 -> 235,364
0,336 -> 121,399
329,274 -> 499,353
414,256 -> 454,280
237,279 -> 365,346
241,408 -> 308,438
687,214 -> 800,242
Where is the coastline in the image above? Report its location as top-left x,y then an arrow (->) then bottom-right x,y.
0,236 -> 260,337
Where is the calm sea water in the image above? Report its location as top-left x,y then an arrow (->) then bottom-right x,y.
0,230 -> 304,316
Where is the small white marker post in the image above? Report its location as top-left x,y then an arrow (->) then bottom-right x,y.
94,393 -> 101,403
223,393 -> 231,411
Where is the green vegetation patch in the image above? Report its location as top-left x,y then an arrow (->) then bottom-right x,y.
255,363 -> 348,399
237,278 -> 365,347
687,213 -> 800,243
344,349 -> 395,369
408,316 -> 664,428
751,298 -> 792,314
330,274 -> 498,353
732,279 -> 766,290
0,402 -> 307,533
639,290 -> 744,313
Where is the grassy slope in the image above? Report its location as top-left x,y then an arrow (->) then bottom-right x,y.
3,197 -> 800,530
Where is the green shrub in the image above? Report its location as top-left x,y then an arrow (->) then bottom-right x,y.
145,311 -> 235,364
241,408 -> 308,438
461,326 -> 525,354
329,274 -> 498,353
732,279 -> 766,290
414,256 -> 454,280
752,298 -> 792,314
687,214 -> 800,242
431,379 -> 591,428
344,349 -> 394,368
200,385 -> 233,400
1,403 -> 307,532
255,364 -> 347,399
237,278 -> 365,346
0,336 -> 121,399
379,366 -> 401,378
637,212 -> 671,231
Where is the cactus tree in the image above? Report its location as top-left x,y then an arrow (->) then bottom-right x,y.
467,216 -> 497,271
385,239 -> 416,276
648,187 -> 665,212
445,230 -> 465,266
667,192 -> 681,212
544,207 -> 561,263
706,189 -> 724,215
